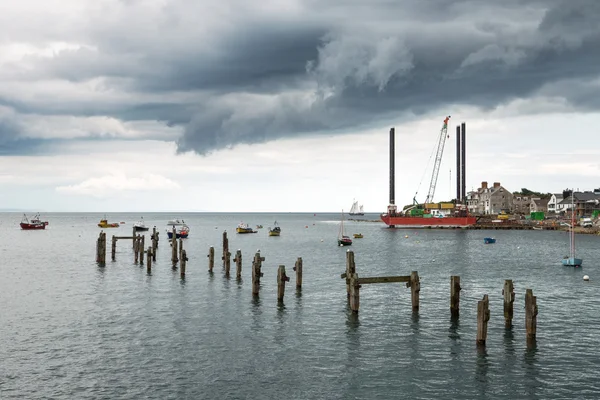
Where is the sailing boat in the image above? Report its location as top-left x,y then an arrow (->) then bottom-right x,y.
562,191 -> 583,267
338,210 -> 353,246
349,199 -> 364,216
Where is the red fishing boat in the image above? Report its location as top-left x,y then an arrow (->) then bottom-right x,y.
20,213 -> 49,230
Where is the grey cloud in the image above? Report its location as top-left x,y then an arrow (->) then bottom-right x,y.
2,0 -> 600,154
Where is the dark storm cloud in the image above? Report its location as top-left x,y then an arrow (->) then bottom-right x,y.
0,112 -> 51,155
3,0 -> 600,155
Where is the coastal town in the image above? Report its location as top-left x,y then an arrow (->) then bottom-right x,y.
466,182 -> 599,220
410,181 -> 600,233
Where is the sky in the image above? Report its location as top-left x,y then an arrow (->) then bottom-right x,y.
1,0 -> 599,212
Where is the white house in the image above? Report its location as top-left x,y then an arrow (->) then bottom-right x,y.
547,193 -> 564,213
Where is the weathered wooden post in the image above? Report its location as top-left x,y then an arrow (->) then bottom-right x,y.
208,246 -> 215,273
102,232 -> 107,264
139,235 -> 145,265
450,275 -> 461,317
134,235 -> 139,264
345,250 -> 356,298
293,257 -> 303,289
503,280 -> 515,328
151,227 -> 159,257
525,289 -> 538,342
234,250 -> 242,279
476,294 -> 490,346
409,271 -> 420,311
152,230 -> 158,261
179,238 -> 183,262
132,227 -> 136,249
146,246 -> 152,272
96,232 -> 106,265
171,228 -> 178,264
222,231 -> 230,271
349,273 -> 360,313
181,250 -> 188,277
251,251 -> 265,296
111,235 -> 117,261
277,265 -> 290,302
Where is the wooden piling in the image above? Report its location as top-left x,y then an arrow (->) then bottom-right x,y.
152,230 -> 157,261
181,250 -> 188,277
503,280 -> 515,328
349,273 -> 360,313
178,238 -> 183,263
171,228 -> 178,264
134,235 -> 139,264
342,250 -> 356,299
111,235 -> 117,261
450,275 -> 461,317
96,232 -> 106,265
293,257 -> 303,289
234,250 -> 242,279
222,231 -> 230,272
132,227 -> 136,248
525,289 -> 538,341
476,294 -> 490,346
251,251 -> 265,296
409,271 -> 420,311
146,246 -> 152,272
277,265 -> 290,302
208,246 -> 215,272
139,235 -> 145,265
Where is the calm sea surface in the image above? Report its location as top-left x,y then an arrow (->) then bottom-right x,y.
1,212 -> 600,399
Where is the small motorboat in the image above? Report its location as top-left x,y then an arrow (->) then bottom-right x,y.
236,222 -> 257,234
562,256 -> 583,267
268,222 -> 281,236
483,237 -> 496,244
20,213 -> 48,230
133,217 -> 149,231
167,223 -> 189,239
98,215 -> 119,228
353,233 -> 363,239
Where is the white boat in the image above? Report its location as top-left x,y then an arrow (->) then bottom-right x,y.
349,199 -> 364,216
133,217 -> 149,231
166,219 -> 189,238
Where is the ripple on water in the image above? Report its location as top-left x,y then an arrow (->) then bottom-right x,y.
1,213 -> 600,399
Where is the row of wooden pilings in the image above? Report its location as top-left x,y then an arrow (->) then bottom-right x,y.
96,230 -> 302,302
207,231 -> 302,302
341,250 -> 538,346
96,227 -> 161,269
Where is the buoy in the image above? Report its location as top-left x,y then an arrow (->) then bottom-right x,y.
305,225 -> 308,228
405,235 -> 409,238
339,244 -> 343,247
320,239 -> 324,242
584,275 -> 590,281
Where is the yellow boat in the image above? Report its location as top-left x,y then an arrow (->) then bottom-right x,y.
268,221 -> 281,236
98,218 -> 119,228
236,222 -> 257,234
353,233 -> 363,239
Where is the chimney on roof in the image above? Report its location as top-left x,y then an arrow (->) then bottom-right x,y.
493,182 -> 500,188
481,181 -> 488,189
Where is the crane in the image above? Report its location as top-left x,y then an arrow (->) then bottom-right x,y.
424,116 -> 451,205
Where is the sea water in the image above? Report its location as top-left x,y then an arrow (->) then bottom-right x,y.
1,212 -> 599,399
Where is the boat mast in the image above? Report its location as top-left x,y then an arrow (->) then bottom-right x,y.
571,190 -> 575,259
